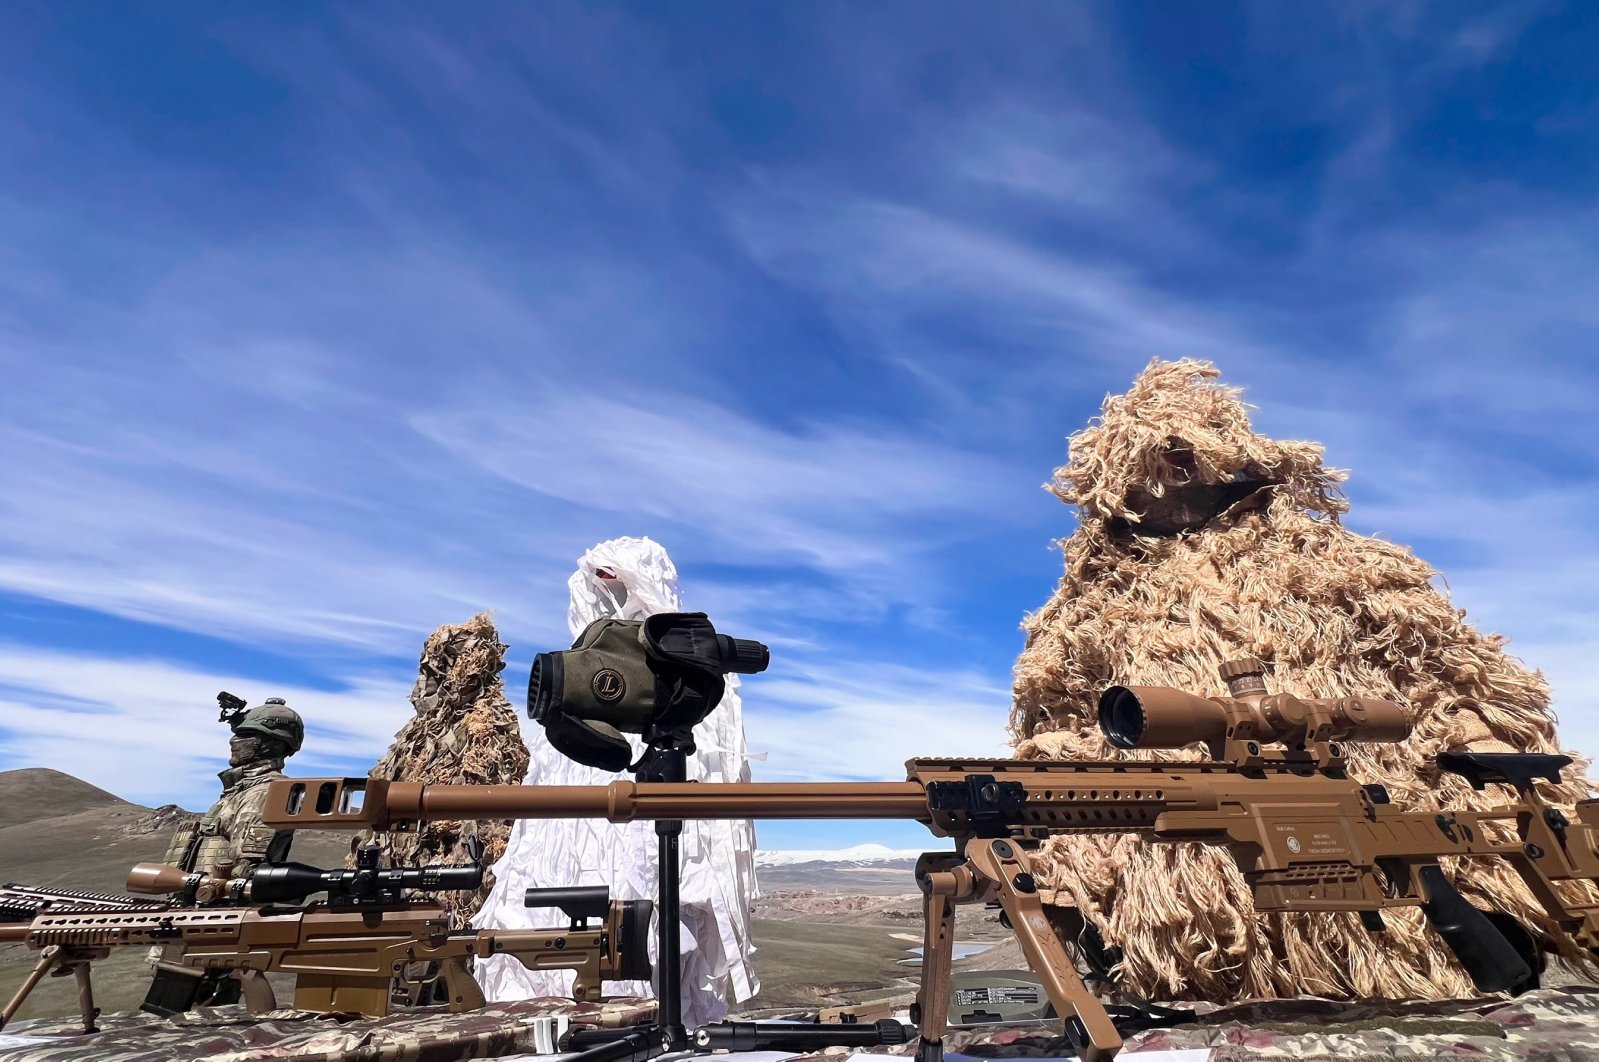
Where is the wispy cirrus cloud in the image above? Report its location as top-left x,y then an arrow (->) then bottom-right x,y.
410,393 -> 1026,576
0,643 -> 416,808
747,659 -> 1012,783
4,1 -> 1599,843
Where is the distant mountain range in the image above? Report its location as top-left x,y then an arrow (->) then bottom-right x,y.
755,843 -> 937,868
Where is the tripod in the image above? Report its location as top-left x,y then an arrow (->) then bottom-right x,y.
560,739 -> 911,1062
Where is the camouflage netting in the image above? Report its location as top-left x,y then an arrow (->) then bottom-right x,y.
355,613 -> 530,927
0,997 -> 658,1062
1011,358 -> 1597,1002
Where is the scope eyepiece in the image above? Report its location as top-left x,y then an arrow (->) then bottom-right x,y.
715,635 -> 769,675
528,652 -> 561,723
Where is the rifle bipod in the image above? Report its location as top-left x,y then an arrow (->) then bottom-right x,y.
914,839 -> 1143,1062
558,744 -> 914,1062
0,945 -> 100,1035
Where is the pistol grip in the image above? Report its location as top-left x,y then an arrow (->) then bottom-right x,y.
1417,865 -> 1532,993
440,958 -> 486,1013
239,970 -> 277,1015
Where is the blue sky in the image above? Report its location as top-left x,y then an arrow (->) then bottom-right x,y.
2,2 -> 1597,851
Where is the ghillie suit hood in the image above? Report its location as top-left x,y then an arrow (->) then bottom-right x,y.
356,612 -> 530,928
1012,358 -> 1595,1001
472,536 -> 759,1026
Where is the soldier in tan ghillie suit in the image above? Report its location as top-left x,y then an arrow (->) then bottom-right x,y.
356,612 -> 530,928
1011,358 -> 1596,1002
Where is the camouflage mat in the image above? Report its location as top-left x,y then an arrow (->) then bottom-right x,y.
928,987 -> 1599,1060
10,989 -> 1596,1062
0,998 -> 656,1062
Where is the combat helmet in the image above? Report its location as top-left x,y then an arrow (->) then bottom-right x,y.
233,697 -> 305,756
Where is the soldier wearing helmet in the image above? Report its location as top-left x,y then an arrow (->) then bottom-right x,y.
146,694 -> 306,1015
161,696 -> 305,877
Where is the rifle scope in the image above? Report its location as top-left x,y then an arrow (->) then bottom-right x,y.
247,858 -> 484,905
1098,685 -> 1411,750
128,853 -> 483,906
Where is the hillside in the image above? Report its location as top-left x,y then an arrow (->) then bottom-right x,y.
0,767 -> 130,829
0,773 -> 356,893
0,769 -> 359,1023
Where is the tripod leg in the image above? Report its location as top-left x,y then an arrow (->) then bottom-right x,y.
655,817 -> 688,1043
965,839 -> 1123,1062
913,886 -> 956,1062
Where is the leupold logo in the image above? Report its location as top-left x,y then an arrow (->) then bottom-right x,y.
593,669 -> 626,702
1286,836 -> 1302,854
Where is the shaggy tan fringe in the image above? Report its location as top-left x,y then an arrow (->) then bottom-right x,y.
1012,358 -> 1596,1001
355,612 -> 530,928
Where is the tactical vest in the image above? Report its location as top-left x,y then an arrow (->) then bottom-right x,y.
164,764 -> 293,874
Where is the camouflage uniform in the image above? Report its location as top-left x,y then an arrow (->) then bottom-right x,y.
160,698 -> 304,878
145,699 -> 304,1012
160,759 -> 293,876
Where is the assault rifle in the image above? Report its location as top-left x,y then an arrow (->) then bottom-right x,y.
261,659 -> 1599,1062
0,852 -> 653,1033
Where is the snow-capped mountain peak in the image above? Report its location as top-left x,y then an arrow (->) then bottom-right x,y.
754,843 -> 937,867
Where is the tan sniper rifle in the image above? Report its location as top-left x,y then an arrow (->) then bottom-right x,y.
261,658 -> 1599,1062
0,850 -> 652,1033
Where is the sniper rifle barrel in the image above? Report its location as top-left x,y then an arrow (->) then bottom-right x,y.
277,778 -> 932,830
403,780 -> 931,821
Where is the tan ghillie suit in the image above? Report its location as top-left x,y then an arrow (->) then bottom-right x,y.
1011,358 -> 1595,1001
355,612 -> 530,928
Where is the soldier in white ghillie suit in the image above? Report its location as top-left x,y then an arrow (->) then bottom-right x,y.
472,537 -> 760,1026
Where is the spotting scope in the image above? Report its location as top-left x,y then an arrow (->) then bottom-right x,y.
528,611 -> 770,772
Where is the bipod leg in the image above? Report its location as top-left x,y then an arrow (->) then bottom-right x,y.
912,865 -> 960,1062
965,839 -> 1123,1062
1,946 -> 64,1032
72,959 -> 99,1034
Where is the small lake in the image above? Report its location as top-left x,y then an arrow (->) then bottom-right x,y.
898,943 -> 992,966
